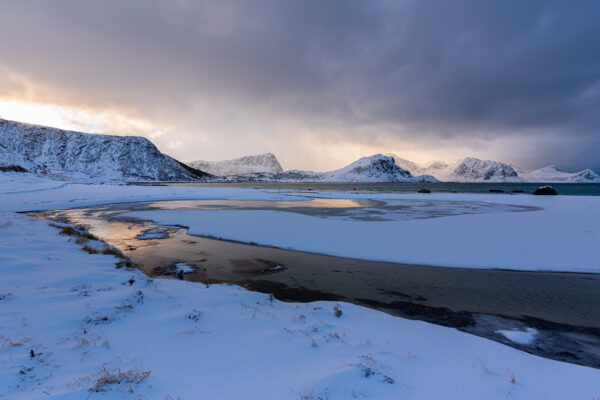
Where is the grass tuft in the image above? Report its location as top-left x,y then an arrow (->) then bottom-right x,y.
89,367 -> 151,393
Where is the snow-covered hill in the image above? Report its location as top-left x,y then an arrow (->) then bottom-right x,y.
190,153 -> 283,176
387,153 -> 600,183
0,119 -> 209,182
226,154 -> 438,183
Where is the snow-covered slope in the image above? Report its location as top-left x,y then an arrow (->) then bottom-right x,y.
190,152 -> 283,176
385,153 -> 422,175
227,154 -> 438,182
0,119 -> 209,182
516,165 -> 600,183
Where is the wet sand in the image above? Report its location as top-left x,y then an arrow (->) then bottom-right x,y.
30,199 -> 600,368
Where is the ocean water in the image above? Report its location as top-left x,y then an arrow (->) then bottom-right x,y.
149,181 -> 600,196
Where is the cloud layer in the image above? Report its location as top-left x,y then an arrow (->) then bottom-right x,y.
1,0 -> 599,171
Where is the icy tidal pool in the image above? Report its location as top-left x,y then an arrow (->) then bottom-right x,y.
29,196 -> 600,368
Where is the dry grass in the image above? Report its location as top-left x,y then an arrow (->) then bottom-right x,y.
115,260 -> 137,269
299,384 -> 316,399
89,367 -> 151,393
101,246 -> 128,259
474,358 -> 490,374
52,224 -> 99,241
51,223 -> 135,267
82,245 -> 100,254
333,306 -> 342,318
506,368 -> 516,384
0,335 -> 32,349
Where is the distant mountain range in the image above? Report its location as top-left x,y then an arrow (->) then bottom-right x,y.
1,118 -> 598,183
208,154 -> 437,183
387,153 -> 600,183
0,119 -> 209,182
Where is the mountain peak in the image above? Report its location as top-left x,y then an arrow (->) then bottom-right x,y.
189,153 -> 283,176
322,154 -> 424,182
0,118 -> 208,182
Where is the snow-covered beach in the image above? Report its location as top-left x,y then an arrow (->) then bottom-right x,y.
2,173 -> 600,399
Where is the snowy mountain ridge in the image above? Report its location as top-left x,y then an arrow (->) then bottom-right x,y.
224,154 -> 438,183
0,119 -> 210,182
386,153 -> 600,183
3,118 -> 597,184
189,153 -> 283,176
515,165 -> 600,183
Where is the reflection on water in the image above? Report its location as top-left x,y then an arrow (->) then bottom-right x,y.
148,198 -> 371,210
54,196 -> 540,223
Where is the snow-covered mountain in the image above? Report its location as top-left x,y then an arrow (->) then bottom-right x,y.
387,154 -> 520,182
189,153 -> 283,176
226,154 -> 438,183
319,154 -> 433,182
516,165 -> 600,183
436,157 -> 522,182
387,153 -> 600,183
0,119 -> 209,182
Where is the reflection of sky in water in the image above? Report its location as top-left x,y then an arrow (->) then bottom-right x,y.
38,197 -> 540,229
148,198 -> 366,210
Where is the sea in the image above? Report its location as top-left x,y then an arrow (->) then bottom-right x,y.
145,181 -> 600,196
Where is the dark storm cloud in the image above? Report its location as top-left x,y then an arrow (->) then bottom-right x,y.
1,0 -> 599,170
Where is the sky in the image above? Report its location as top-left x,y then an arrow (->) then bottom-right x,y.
0,0 -> 599,172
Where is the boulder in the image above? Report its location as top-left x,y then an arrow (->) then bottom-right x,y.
533,186 -> 558,195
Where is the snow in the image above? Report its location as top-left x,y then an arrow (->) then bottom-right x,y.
174,262 -> 196,273
123,192 -> 600,272
135,228 -> 169,240
0,174 -> 294,212
497,329 -> 539,346
1,212 -> 599,399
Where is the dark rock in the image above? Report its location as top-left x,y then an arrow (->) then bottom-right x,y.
417,188 -> 431,193
512,190 -> 525,193
534,186 -> 558,195
489,189 -> 504,193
